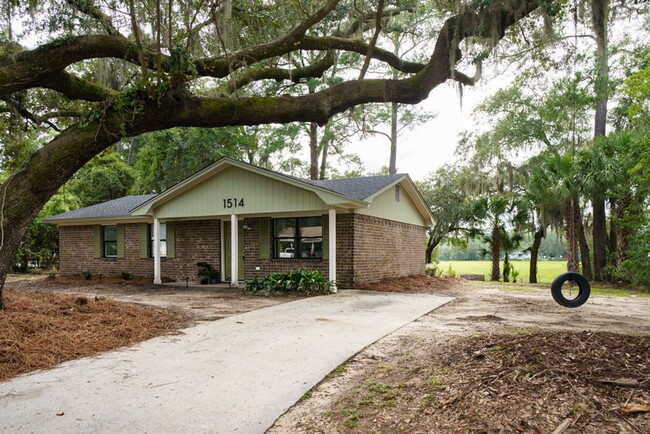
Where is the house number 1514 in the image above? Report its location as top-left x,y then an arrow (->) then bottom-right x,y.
223,198 -> 244,208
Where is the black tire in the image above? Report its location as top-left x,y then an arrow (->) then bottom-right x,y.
550,272 -> 591,308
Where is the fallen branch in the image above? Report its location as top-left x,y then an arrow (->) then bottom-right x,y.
596,378 -> 640,388
550,418 -> 572,434
621,403 -> 650,415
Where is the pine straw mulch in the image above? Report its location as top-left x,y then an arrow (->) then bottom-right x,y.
357,274 -> 464,293
0,288 -> 190,382
330,331 -> 650,433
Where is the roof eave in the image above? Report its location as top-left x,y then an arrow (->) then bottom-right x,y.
401,175 -> 434,225
44,216 -> 153,226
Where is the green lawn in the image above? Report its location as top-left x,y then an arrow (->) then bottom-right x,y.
437,260 -> 568,284
436,260 -> 648,296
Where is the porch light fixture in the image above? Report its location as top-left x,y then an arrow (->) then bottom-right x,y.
242,222 -> 252,231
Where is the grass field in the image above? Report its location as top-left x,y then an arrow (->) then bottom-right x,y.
437,260 -> 649,296
437,260 -> 569,284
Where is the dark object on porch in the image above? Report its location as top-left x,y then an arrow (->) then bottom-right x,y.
461,274 -> 485,281
551,272 -> 591,308
197,262 -> 221,285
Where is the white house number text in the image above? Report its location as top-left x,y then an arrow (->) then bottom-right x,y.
223,198 -> 245,208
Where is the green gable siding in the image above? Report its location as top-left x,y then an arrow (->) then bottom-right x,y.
154,166 -> 329,219
356,184 -> 427,226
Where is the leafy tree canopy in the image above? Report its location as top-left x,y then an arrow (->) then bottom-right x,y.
0,0 -> 569,305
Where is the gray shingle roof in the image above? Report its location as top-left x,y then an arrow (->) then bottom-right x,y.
44,194 -> 156,222
44,167 -> 406,223
306,174 -> 405,200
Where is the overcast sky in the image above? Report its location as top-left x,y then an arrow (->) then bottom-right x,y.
348,74 -> 513,181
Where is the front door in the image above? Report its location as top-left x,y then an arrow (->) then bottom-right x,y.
224,221 -> 245,281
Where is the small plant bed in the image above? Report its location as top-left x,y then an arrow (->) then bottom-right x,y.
356,274 -> 464,293
0,288 -> 189,382
328,331 -> 650,433
243,269 -> 334,296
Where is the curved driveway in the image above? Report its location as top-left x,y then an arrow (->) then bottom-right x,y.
0,290 -> 452,434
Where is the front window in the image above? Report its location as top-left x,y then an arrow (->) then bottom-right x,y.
103,226 -> 117,258
273,217 -> 322,259
149,223 -> 167,258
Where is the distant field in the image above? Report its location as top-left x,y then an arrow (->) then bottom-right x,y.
437,260 -> 568,284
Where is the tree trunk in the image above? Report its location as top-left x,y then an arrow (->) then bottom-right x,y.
319,139 -> 329,180
389,101 -> 397,174
127,137 -> 135,165
309,122 -> 319,180
389,35 -> 399,175
577,204 -> 592,280
608,198 -> 617,267
216,0 -> 237,51
591,0 -> 609,282
425,233 -> 443,264
592,198 -> 607,280
529,226 -> 544,284
564,199 -> 580,273
503,255 -> 510,283
490,224 -> 501,281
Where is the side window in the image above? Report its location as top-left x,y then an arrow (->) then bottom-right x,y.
103,226 -> 117,258
149,223 -> 167,258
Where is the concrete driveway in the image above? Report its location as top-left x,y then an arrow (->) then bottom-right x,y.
0,290 -> 452,434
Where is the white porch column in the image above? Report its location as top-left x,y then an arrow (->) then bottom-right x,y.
153,217 -> 161,285
220,219 -> 225,281
328,208 -> 337,293
231,214 -> 238,285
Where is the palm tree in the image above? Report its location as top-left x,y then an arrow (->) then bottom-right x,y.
527,152 -> 583,275
501,230 -> 524,282
477,194 -> 510,281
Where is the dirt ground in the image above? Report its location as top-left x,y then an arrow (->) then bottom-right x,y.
269,278 -> 650,433
1,274 -> 299,381
6,274 -> 299,321
4,274 -> 650,432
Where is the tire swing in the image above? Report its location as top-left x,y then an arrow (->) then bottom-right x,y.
550,272 -> 591,308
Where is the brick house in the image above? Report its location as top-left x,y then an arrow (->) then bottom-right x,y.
45,158 -> 433,288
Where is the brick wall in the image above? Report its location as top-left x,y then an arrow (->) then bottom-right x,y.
238,213 -> 422,288
241,217 -> 330,281
58,220 -> 220,283
335,213 -> 355,288
351,214 -> 426,286
57,214 -> 424,287
166,220 -> 220,282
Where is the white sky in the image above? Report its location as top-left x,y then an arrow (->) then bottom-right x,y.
347,74 -> 513,181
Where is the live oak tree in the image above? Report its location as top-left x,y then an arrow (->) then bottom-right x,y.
0,0 -> 554,307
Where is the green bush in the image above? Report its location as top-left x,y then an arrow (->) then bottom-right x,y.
82,271 -> 92,280
425,262 -> 442,277
120,272 -> 132,280
243,269 -> 334,296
